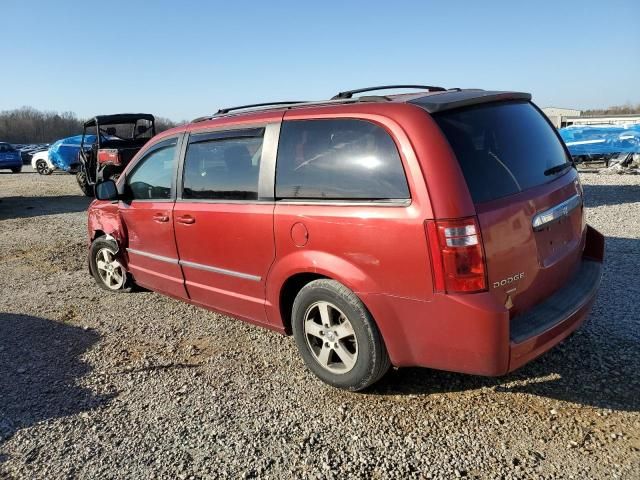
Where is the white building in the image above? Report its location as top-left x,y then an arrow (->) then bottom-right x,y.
542,107 -> 640,129
563,113 -> 640,127
541,107 -> 582,128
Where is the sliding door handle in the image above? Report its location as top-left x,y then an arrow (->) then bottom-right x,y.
177,215 -> 196,225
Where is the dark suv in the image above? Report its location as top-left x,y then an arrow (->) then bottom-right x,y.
88,86 -> 604,390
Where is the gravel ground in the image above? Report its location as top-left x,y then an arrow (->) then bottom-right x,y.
0,168 -> 638,479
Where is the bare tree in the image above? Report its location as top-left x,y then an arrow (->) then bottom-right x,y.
583,103 -> 640,116
0,107 -> 181,144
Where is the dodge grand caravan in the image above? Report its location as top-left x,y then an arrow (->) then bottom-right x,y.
88,85 -> 604,390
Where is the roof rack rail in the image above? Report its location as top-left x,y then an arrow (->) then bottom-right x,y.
332,85 -> 446,100
216,101 -> 308,115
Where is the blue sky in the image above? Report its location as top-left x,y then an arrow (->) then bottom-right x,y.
1,0 -> 638,121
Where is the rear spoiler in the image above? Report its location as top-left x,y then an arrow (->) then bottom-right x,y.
409,90 -> 532,114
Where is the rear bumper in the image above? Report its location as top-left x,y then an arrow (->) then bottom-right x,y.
508,257 -> 602,372
364,225 -> 604,376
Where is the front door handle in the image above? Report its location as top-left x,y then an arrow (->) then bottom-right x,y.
153,213 -> 170,223
177,215 -> 195,225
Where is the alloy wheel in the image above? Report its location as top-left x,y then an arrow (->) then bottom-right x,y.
303,301 -> 358,374
95,248 -> 125,290
36,160 -> 49,175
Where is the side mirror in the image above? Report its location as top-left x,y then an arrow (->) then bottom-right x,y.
95,180 -> 119,201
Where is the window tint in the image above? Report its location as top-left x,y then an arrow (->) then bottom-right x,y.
433,101 -> 570,204
0,143 -> 15,152
183,134 -> 263,200
126,140 -> 177,200
276,119 -> 410,200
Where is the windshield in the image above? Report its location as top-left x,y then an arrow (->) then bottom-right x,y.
434,101 -> 570,204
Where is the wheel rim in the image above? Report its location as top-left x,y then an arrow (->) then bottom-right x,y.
95,248 -> 125,290
303,301 -> 358,374
36,160 -> 47,174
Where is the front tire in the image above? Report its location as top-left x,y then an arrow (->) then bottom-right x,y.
11,166 -> 21,173
292,279 -> 390,391
89,237 -> 132,292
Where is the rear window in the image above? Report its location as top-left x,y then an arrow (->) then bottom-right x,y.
433,101 -> 570,204
0,143 -> 15,152
276,119 -> 410,200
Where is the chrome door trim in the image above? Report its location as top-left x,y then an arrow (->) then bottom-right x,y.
127,248 -> 262,281
258,122 -> 281,200
126,248 -> 179,264
179,259 -> 261,282
532,194 -> 582,231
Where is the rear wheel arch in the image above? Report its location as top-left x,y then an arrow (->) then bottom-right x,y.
276,265 -> 381,337
279,272 -> 329,334
270,251 -> 381,332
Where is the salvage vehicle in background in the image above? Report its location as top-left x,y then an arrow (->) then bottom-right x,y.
31,149 -> 53,175
0,142 -> 23,173
15,143 -> 49,165
31,135 -> 96,175
87,86 -> 604,390
77,114 -> 155,196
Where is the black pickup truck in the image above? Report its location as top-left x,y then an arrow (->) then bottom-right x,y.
77,113 -> 155,196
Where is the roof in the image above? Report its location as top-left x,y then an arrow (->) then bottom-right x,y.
84,113 -> 155,128
190,88 -> 533,125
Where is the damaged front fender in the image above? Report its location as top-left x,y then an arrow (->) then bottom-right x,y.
88,201 -> 125,248
87,201 -> 127,276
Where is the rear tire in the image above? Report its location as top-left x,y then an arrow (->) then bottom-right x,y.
292,279 -> 390,391
89,236 -> 133,292
76,168 -> 93,197
11,166 -> 21,173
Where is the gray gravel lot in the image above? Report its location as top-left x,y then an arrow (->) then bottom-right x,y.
0,168 -> 638,479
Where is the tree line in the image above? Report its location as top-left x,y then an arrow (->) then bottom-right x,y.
0,106 -> 181,144
583,103 -> 640,116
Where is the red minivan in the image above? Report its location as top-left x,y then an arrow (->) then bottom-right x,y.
88,86 -> 604,390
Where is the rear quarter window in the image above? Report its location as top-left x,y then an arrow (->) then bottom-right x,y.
433,101 -> 570,204
275,119 -> 410,200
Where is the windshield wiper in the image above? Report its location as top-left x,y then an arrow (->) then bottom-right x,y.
544,162 -> 573,176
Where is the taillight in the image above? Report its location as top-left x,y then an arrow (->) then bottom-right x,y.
425,217 -> 487,293
97,149 -> 121,165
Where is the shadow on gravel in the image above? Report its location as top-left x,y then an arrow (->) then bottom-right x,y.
373,235 -> 640,413
0,195 -> 90,220
0,313 -> 112,449
582,182 -> 640,208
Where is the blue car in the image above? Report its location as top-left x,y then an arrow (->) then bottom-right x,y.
48,135 -> 97,172
0,142 -> 22,173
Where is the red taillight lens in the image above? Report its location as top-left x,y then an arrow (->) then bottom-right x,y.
97,149 -> 121,165
425,217 -> 487,293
